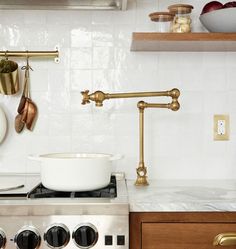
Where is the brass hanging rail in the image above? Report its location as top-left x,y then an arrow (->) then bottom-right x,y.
0,49 -> 60,63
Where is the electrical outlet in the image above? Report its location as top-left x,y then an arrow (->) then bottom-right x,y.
214,115 -> 229,141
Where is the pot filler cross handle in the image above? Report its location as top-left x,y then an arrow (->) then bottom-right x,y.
81,88 -> 180,186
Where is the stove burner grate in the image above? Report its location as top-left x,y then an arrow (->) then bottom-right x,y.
28,175 -> 117,199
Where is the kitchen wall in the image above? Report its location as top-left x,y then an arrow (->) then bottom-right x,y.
0,0 -> 236,180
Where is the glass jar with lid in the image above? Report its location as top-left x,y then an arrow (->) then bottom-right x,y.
168,4 -> 194,33
149,12 -> 175,32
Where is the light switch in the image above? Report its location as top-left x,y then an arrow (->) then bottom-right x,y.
214,115 -> 229,141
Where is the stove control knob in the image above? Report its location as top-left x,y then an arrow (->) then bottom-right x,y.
14,226 -> 41,249
44,223 -> 70,248
73,224 -> 98,248
0,228 -> 6,249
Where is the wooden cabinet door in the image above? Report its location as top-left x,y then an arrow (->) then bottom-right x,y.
142,223 -> 236,249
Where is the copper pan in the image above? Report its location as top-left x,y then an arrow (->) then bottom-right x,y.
20,98 -> 29,123
15,56 -> 38,132
25,98 -> 37,131
20,96 -> 38,131
15,114 -> 25,133
14,63 -> 29,133
17,68 -> 29,114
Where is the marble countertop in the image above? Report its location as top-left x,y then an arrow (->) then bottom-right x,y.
1,174 -> 236,213
127,179 -> 236,212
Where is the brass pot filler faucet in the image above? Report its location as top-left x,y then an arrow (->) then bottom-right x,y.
81,88 -> 180,186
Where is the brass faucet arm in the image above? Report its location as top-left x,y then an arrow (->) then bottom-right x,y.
81,88 -> 180,107
138,102 -> 169,110
108,90 -> 170,99
81,87 -> 181,187
138,101 -> 180,111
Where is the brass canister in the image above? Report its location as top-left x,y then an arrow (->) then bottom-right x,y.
0,59 -> 19,95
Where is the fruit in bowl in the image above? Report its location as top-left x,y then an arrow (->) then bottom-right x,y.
201,1 -> 223,14
200,1 -> 236,32
223,1 -> 236,8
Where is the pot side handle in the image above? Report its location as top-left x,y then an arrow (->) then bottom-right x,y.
110,154 -> 124,161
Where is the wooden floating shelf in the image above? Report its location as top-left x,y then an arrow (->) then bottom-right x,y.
131,32 -> 236,52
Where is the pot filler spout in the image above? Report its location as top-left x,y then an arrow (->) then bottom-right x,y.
81,89 -> 180,187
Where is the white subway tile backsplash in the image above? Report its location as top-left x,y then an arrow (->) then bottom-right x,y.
68,11 -> 92,25
71,25 -> 92,48
70,92 -> 92,113
46,10 -> 73,25
71,48 -> 92,69
113,25 -> 134,48
92,69 -> 116,90
48,48 -> 71,70
135,22 -> 157,32
48,91 -> 70,114
229,115 -> 236,137
31,92 -> 50,115
136,1 -> 158,25
203,91 -> 229,114
47,24 -> 71,48
92,11 -> 113,25
0,24 -> 24,48
0,155 -> 27,173
227,67 -> 236,91
48,69 -> 70,93
0,10 -> 27,25
158,0 -> 182,11
111,1 -> 136,25
49,114 -> 71,136
93,47 -> 115,69
92,25 -> 114,47
23,11 -> 47,25
71,69 -> 92,91
32,114 -> 50,136
0,1 -> 236,180
71,135 -> 94,152
30,69 -> 49,92
180,91 -> 204,114
23,25 -> 48,47
47,136 -> 71,153
71,113 -> 94,137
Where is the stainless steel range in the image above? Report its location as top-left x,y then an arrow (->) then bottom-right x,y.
0,173 -> 129,249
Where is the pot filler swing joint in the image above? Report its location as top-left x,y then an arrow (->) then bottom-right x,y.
81,88 -> 180,186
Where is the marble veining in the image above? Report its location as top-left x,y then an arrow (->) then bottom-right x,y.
127,179 -> 236,212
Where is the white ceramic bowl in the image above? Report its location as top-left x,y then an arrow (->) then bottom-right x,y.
200,8 -> 236,32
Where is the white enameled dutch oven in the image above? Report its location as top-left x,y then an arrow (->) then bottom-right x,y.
28,153 -> 122,192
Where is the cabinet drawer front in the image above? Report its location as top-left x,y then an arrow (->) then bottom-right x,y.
142,223 -> 236,249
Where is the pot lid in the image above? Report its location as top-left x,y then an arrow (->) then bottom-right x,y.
168,4 -> 194,14
149,12 -> 175,22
